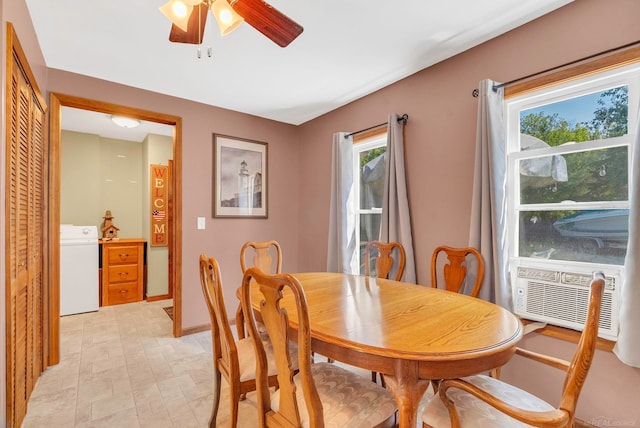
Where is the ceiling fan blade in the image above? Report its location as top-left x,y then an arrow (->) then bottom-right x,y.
169,3 -> 209,45
231,0 -> 303,47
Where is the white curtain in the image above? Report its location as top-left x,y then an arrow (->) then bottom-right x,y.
614,108 -> 640,367
468,80 -> 512,309
380,114 -> 417,283
327,132 -> 358,274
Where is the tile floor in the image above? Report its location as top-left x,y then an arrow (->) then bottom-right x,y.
22,299 -> 387,427
23,299 -> 250,427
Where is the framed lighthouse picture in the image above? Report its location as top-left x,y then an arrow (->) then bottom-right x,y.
213,134 -> 268,218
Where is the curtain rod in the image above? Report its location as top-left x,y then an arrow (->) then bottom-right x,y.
345,114 -> 408,138
472,39 -> 640,97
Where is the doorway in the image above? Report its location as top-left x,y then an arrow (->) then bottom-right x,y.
48,93 -> 183,365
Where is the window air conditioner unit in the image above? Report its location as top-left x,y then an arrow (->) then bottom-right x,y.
510,258 -> 620,341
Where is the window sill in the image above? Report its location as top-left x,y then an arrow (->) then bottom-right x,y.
521,319 -> 615,352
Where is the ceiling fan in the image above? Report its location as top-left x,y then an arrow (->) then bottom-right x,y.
160,0 -> 303,48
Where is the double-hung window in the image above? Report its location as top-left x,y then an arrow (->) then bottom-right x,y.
353,133 -> 387,275
505,60 -> 640,339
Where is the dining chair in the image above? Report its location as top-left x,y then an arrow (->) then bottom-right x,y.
430,246 -> 484,298
365,241 -> 406,281
240,267 -> 399,428
364,240 -> 406,385
421,271 -> 605,428
236,240 -> 283,339
198,254 -> 280,428
240,240 -> 283,274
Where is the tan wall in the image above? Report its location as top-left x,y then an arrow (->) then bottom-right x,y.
98,136 -> 144,238
60,130 -> 103,228
296,0 -> 640,423
60,130 -> 144,237
142,134 -> 173,297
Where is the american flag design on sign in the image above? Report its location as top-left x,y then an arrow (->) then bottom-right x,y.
152,210 -> 165,222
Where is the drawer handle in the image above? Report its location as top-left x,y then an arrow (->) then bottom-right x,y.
118,253 -> 129,260
119,290 -> 128,294
118,272 -> 129,278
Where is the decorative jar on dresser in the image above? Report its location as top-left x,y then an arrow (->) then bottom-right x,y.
100,238 -> 146,306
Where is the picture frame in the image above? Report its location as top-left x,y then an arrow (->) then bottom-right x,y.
213,134 -> 268,218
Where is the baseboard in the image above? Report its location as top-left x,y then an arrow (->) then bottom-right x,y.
179,313 -> 236,336
147,294 -> 171,302
181,323 -> 211,336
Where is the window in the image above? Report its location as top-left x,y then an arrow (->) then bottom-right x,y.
505,58 -> 639,339
506,63 -> 639,267
353,133 -> 387,274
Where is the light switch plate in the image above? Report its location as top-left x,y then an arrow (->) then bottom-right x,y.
197,217 -> 206,230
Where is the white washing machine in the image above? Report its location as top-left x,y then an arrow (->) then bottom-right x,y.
60,225 -> 99,316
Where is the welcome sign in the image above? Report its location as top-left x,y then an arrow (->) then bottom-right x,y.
150,164 -> 168,247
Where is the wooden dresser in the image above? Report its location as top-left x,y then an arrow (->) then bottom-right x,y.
100,238 -> 146,306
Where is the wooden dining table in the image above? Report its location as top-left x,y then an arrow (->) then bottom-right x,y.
248,272 -> 523,428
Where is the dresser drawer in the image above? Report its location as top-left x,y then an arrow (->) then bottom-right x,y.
106,245 -> 140,265
100,239 -> 145,307
107,264 -> 139,284
107,282 -> 139,305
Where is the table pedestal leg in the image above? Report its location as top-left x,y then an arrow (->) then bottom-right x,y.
383,360 -> 431,428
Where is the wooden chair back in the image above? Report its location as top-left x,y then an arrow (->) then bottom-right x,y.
199,254 -> 237,374
200,254 -> 280,427
365,241 -> 406,281
432,272 -> 605,428
558,271 -> 605,419
240,240 -> 283,274
431,246 -> 484,297
237,240 -> 283,338
240,267 -> 322,427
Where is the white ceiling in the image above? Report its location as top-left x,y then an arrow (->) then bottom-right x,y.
61,107 -> 174,142
28,0 -> 571,129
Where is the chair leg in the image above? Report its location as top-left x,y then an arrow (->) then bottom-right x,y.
209,368 -> 222,428
235,304 -> 246,339
372,371 -> 387,388
230,387 -> 241,428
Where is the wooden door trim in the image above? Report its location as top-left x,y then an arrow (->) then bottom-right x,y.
47,93 -> 184,364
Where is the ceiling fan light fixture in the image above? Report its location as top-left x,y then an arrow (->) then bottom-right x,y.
159,0 -> 194,32
111,115 -> 141,129
210,0 -> 244,36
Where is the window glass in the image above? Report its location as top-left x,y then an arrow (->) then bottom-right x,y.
519,86 -> 628,148
518,209 -> 628,265
519,146 -> 628,204
354,137 -> 386,275
508,67 -> 637,269
359,146 -> 386,210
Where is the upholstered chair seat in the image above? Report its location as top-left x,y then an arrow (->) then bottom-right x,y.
272,362 -> 398,427
235,336 -> 298,382
422,374 -> 554,428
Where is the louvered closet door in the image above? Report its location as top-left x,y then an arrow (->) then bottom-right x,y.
29,88 -> 45,386
7,56 -> 46,427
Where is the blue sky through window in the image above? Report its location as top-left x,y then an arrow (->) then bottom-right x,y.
521,91 -> 603,125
